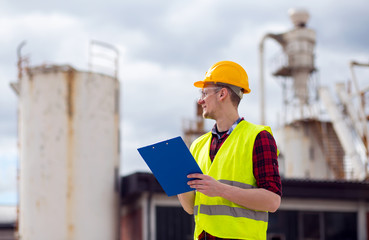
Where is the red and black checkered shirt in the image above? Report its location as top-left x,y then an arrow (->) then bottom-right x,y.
198,118 -> 282,240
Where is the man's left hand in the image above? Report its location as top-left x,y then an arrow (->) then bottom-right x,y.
187,174 -> 225,197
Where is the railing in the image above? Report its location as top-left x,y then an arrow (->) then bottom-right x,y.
88,40 -> 119,79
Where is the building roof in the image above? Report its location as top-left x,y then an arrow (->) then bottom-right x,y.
120,172 -> 163,203
121,172 -> 369,202
281,178 -> 369,200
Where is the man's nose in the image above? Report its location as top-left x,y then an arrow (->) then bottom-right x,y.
197,98 -> 205,105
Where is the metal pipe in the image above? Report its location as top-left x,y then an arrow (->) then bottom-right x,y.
336,83 -> 365,138
358,200 -> 368,240
349,61 -> 369,156
259,33 -> 285,125
259,35 -> 268,125
349,61 -> 362,98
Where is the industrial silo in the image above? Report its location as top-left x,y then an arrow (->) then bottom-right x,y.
13,63 -> 120,239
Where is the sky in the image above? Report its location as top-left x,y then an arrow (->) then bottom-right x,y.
1,0 -> 369,206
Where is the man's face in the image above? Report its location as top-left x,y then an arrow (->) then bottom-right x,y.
197,86 -> 221,119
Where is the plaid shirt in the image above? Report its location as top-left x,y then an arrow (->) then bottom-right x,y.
199,118 -> 282,240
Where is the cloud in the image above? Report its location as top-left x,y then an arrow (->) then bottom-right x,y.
308,1 -> 369,52
0,12 -> 89,71
120,60 -> 201,174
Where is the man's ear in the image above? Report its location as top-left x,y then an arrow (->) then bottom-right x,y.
219,88 -> 228,100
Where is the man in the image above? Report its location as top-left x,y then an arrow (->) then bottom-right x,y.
178,61 -> 282,240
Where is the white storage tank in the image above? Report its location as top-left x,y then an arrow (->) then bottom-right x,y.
16,65 -> 120,240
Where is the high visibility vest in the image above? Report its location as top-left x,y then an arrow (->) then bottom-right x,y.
190,120 -> 274,240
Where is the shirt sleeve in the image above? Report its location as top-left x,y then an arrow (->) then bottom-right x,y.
252,130 -> 282,196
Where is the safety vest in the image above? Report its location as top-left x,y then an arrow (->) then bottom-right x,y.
190,120 -> 274,240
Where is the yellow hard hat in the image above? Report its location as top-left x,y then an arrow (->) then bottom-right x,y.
194,60 -> 251,94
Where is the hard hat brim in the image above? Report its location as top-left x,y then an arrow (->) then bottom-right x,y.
193,81 -> 205,89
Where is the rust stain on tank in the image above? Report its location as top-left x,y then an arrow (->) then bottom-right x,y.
68,224 -> 75,238
36,200 -> 41,210
26,67 -> 35,93
66,69 -> 75,118
65,68 -> 76,239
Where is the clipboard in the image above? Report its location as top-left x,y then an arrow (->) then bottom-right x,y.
137,136 -> 202,196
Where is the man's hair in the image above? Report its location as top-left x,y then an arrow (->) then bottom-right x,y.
216,84 -> 241,107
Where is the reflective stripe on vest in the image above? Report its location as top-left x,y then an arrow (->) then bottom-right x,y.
193,180 -> 268,222
218,179 -> 256,189
195,205 -> 268,222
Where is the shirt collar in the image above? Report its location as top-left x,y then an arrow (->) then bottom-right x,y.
211,117 -> 244,139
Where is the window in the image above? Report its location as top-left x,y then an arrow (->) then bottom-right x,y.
324,212 -> 357,240
268,211 -> 298,239
300,212 -> 322,240
156,206 -> 194,240
268,210 -> 357,240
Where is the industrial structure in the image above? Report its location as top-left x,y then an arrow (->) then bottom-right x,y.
2,8 -> 369,240
259,8 -> 368,181
9,41 -> 121,240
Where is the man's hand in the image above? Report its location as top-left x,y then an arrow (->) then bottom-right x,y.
187,173 -> 281,212
187,173 -> 225,197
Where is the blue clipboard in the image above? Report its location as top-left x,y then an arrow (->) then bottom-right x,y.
137,136 -> 202,196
